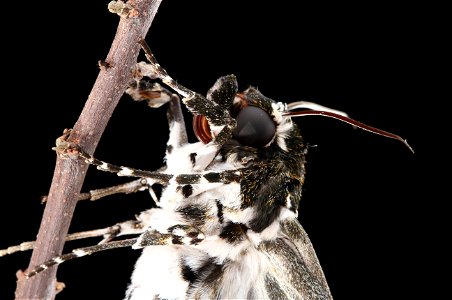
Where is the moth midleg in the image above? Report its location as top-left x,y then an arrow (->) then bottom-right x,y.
74,149 -> 242,186
134,225 -> 205,248
82,178 -> 157,202
41,179 -> 152,204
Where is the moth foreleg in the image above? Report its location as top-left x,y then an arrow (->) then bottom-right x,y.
135,55 -> 233,129
126,80 -> 172,108
138,41 -> 237,170
166,93 -> 188,148
126,79 -> 188,149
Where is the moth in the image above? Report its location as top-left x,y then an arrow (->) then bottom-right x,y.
1,41 -> 412,299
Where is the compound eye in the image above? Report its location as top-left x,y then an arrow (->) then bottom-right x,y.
193,114 -> 212,144
233,106 -> 276,147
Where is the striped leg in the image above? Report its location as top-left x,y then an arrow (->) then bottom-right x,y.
41,178 -> 154,203
76,147 -> 241,185
1,219 -> 145,257
24,238 -> 137,278
53,130 -> 241,198
24,224 -> 205,278
134,225 -> 205,249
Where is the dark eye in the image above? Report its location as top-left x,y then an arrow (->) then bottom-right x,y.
192,106 -> 276,147
233,106 -> 276,147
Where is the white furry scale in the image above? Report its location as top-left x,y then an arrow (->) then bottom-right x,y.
125,221 -> 298,300
124,139 -> 293,299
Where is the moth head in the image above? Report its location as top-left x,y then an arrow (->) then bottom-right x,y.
193,75 -> 414,153
193,79 -> 292,151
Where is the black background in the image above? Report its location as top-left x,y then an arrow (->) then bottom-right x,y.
1,1 -> 435,299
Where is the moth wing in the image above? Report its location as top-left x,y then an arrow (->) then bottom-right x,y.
258,218 -> 333,299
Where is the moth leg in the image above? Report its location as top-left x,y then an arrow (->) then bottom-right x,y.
60,140 -> 241,186
87,219 -> 145,244
24,238 -> 138,278
137,41 -> 238,170
40,178 -> 154,203
24,224 -> 205,277
126,80 -> 172,109
58,134 -> 242,194
126,79 -> 188,149
137,41 -> 235,124
134,224 -> 204,248
0,219 -> 145,257
82,178 -> 157,203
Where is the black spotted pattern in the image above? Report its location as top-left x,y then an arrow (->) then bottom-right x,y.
189,153 -> 197,165
181,185 -> 193,198
177,205 -> 207,228
216,200 -> 224,224
219,223 -> 248,244
166,144 -> 173,154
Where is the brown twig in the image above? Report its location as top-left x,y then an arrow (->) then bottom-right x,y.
15,1 -> 163,299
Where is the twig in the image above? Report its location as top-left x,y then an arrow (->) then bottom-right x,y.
14,1 -> 163,299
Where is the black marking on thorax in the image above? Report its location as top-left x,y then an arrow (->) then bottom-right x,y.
227,127 -> 306,232
219,223 -> 248,244
176,184 -> 193,198
189,152 -> 197,165
215,200 -> 224,224
176,205 -> 207,228
182,256 -> 225,297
